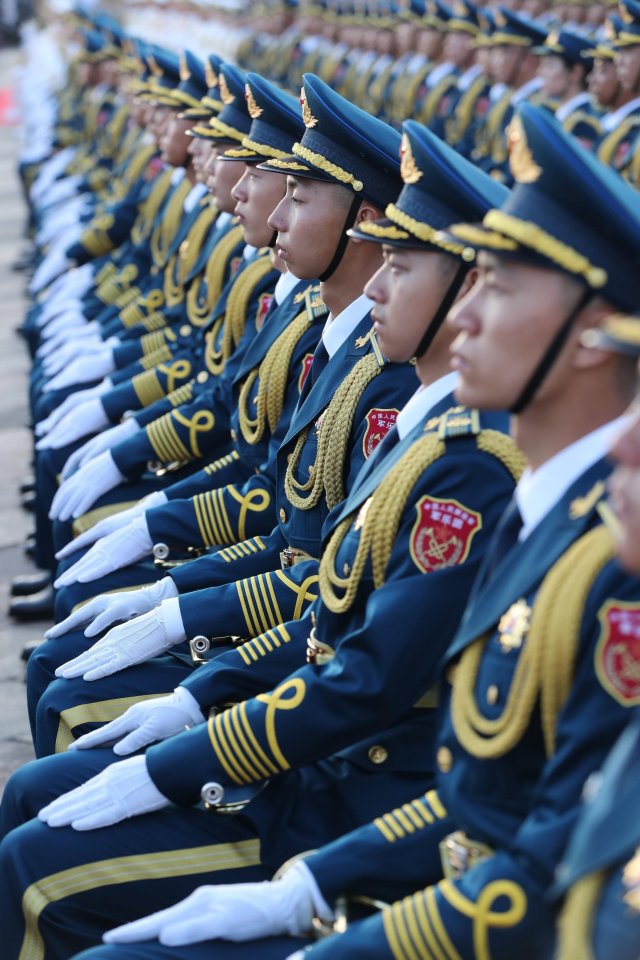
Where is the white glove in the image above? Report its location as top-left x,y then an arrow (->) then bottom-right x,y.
35,295 -> 83,329
45,575 -> 178,639
54,490 -> 168,560
38,308 -> 88,341
36,398 -> 110,450
103,862 -> 331,946
69,686 -> 204,755
61,418 -> 140,479
38,755 -> 169,830
41,173 -> 83,205
41,336 -> 102,375
38,323 -> 100,360
53,515 -> 153,586
44,346 -> 116,391
49,450 -> 126,521
34,382 -> 110,438
29,247 -> 73,295
54,598 -> 186,680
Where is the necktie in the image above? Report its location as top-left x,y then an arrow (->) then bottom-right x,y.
487,497 -> 523,576
300,340 -> 330,403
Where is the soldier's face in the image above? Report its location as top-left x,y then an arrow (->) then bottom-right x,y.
609,409 -> 640,572
537,54 -> 573,99
269,176 -> 355,280
160,115 -> 192,167
449,252 -> 584,410
365,246 -> 457,363
589,58 -> 620,106
206,148 -> 244,213
616,45 -> 640,93
231,165 -> 286,247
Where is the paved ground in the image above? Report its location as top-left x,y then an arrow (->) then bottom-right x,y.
0,46 -> 43,793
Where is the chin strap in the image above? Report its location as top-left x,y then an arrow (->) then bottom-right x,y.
318,194 -> 362,282
268,229 -> 278,248
510,286 -> 593,415
415,261 -> 470,359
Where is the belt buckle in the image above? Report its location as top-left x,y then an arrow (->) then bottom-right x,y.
280,547 -> 294,569
439,830 -> 494,881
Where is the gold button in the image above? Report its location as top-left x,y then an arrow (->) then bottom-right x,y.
279,507 -> 287,523
343,562 -> 351,575
230,428 -> 237,442
180,324 -> 192,336
197,371 -> 209,384
437,746 -> 453,773
368,745 -> 388,765
486,685 -> 499,706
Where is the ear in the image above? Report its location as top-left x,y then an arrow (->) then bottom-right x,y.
355,201 -> 384,225
455,265 -> 478,303
573,302 -> 619,371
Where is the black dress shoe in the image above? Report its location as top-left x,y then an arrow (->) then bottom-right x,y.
21,639 -> 43,662
21,491 -> 36,513
19,477 -> 35,495
10,571 -> 52,596
9,585 -> 55,621
24,535 -> 36,560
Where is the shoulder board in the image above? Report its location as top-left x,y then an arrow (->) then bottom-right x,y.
568,479 -> 608,521
434,405 -> 481,439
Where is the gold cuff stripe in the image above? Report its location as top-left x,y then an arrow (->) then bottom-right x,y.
132,370 -> 166,408
20,840 -> 261,960
204,451 -> 240,475
292,142 -> 364,191
168,382 -> 194,407
55,692 -> 167,754
140,343 -> 172,369
483,210 -> 608,288
237,624 -> 292,666
147,414 -> 191,462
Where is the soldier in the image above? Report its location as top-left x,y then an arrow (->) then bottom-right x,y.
596,0 -> 640,176
0,110 -> 521,960
55,100 -> 640,960
533,27 -> 602,147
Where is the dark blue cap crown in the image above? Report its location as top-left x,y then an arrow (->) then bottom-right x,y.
616,0 -> 640,45
448,102 -> 640,312
224,73 -> 305,162
354,119 -> 509,253
534,27 -> 596,65
208,63 -> 252,142
259,73 -> 401,209
490,7 -> 547,46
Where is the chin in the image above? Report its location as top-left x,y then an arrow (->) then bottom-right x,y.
616,536 -> 640,575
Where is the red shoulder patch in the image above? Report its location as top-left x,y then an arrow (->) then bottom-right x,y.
255,293 -> 274,332
362,408 -> 399,458
410,496 -> 482,573
298,352 -> 313,393
595,601 -> 640,706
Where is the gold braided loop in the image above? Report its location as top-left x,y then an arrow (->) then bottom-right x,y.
319,433 -> 446,614
476,430 -> 527,482
150,177 -> 192,270
451,523 -> 615,760
556,871 -> 604,960
164,203 -> 218,310
186,224 -> 244,327
115,141 -> 155,198
284,352 -> 382,514
210,255 -> 274,377
238,309 -> 310,445
131,168 -> 174,247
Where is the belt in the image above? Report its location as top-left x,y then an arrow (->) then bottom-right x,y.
306,625 -> 335,665
439,830 -> 494,881
280,546 -> 314,569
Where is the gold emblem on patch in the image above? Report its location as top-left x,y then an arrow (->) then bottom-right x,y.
245,84 -> 263,119
179,52 -> 190,81
205,61 -> 218,89
219,75 -> 235,105
300,88 -> 318,128
400,133 -> 423,183
507,116 -> 542,183
497,598 -> 532,653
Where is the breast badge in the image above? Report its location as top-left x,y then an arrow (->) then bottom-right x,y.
595,601 -> 640,706
410,496 -> 482,573
362,408 -> 398,458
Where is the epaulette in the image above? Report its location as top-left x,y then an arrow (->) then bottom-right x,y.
423,405 -> 481,439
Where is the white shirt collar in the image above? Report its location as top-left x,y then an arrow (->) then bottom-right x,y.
555,91 -> 592,123
427,61 -> 455,88
511,76 -> 543,105
600,96 -> 640,132
242,243 -> 257,261
215,211 -> 233,230
274,269 -> 300,306
396,372 -> 459,440
516,415 -> 632,541
183,182 -> 208,213
322,293 -> 373,358
458,63 -> 483,92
